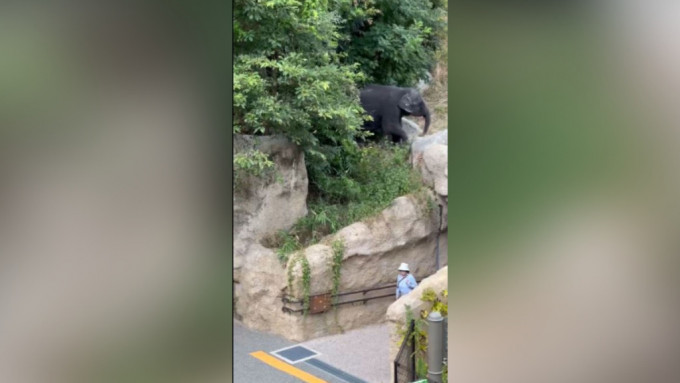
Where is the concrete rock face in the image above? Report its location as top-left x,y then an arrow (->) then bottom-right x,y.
411,129 -> 448,158
233,135 -> 308,242
401,118 -> 423,143
386,266 -> 448,377
233,134 -> 310,336
233,135 -> 308,284
411,130 -> 448,236
236,193 -> 447,342
333,196 -> 447,290
277,195 -> 448,341
411,129 -> 448,234
233,136 -> 448,343
419,144 -> 448,197
235,243 -> 301,337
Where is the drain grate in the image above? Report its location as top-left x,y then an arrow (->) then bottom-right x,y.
271,345 -> 320,364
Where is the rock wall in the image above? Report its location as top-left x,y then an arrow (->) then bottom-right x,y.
412,130 -> 448,199
233,133 -> 448,342
233,135 -> 308,295
236,192 -> 448,342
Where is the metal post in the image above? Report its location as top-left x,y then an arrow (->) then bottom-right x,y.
427,311 -> 444,383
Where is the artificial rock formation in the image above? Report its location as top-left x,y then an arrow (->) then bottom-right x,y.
411,129 -> 448,234
411,130 -> 448,199
420,144 -> 448,197
233,134 -> 448,343
236,193 -> 448,342
411,129 -> 448,158
401,118 -> 424,143
233,134 -> 308,285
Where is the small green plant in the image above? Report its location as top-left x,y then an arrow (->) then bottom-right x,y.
413,187 -> 436,215
233,150 -> 276,191
397,305 -> 415,345
234,150 -> 275,177
420,287 -> 448,317
300,256 -> 311,315
286,252 -> 311,315
276,231 -> 302,264
287,254 -> 300,293
330,239 -> 345,303
415,357 -> 428,380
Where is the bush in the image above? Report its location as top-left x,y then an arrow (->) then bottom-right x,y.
234,0 -> 368,150
234,0 -> 445,257
274,142 -> 424,262
337,0 -> 446,86
233,149 -> 276,188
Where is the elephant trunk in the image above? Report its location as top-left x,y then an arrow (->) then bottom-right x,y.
422,106 -> 431,135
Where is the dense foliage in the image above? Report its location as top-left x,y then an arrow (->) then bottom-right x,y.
337,0 -> 446,86
267,142 -> 426,262
234,0 -> 445,254
234,0 -> 368,150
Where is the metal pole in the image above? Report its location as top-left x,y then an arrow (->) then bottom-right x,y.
427,311 -> 444,383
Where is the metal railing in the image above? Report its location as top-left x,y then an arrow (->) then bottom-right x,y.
394,319 -> 416,383
281,279 -> 423,314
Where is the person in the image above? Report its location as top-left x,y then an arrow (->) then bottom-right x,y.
396,263 -> 417,299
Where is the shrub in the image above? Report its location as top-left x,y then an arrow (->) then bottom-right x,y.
337,0 -> 446,86
234,0 -> 444,256
273,142 -> 424,262
233,149 -> 276,186
234,0 -> 368,156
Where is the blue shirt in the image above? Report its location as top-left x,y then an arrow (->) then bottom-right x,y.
396,274 -> 417,299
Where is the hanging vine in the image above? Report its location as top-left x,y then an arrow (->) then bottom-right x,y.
287,253 -> 300,294
329,239 -> 345,332
330,239 -> 344,303
300,255 -> 311,315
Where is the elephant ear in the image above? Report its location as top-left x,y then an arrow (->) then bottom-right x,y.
398,89 -> 420,114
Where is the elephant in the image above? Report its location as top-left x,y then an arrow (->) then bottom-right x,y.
359,85 -> 431,143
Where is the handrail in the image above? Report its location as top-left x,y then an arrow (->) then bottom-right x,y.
284,278 -> 424,302
281,279 -> 422,313
281,278 -> 425,314
281,292 -> 396,313
334,292 -> 395,306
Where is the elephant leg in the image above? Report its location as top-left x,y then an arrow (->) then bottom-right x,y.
383,111 -> 407,144
389,127 -> 408,143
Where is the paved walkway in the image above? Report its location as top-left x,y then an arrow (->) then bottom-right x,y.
300,323 -> 391,383
234,321 -> 391,383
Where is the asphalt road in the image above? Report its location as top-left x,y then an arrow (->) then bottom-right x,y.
234,321 -> 355,383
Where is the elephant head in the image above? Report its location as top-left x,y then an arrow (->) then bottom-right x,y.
398,89 -> 431,135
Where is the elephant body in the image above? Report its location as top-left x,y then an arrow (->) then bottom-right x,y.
359,85 -> 431,143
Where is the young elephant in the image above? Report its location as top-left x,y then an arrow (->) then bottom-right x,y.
359,85 -> 431,143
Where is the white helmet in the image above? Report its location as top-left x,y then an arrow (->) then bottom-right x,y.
398,263 -> 410,272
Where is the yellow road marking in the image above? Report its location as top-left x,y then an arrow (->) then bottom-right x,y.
250,351 -> 328,383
